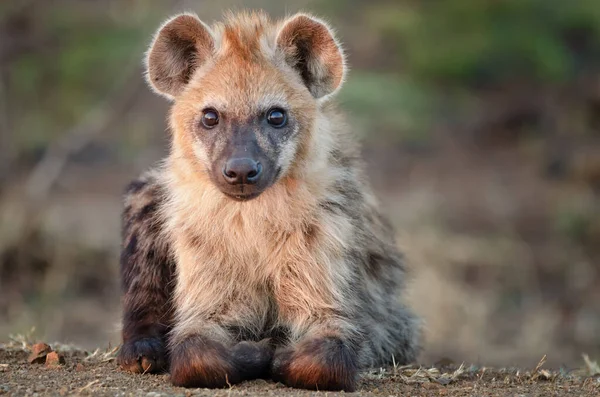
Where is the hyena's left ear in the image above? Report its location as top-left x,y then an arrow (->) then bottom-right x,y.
146,13 -> 215,100
276,14 -> 346,99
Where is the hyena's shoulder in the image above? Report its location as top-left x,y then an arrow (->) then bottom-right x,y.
322,132 -> 406,281
122,169 -> 168,242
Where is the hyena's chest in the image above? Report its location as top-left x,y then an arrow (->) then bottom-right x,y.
172,215 -> 342,336
173,223 -> 295,328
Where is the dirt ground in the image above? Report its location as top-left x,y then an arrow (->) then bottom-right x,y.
1,344 -> 599,397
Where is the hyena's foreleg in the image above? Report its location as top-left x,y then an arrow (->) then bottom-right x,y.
167,259 -> 274,388
270,260 -> 363,392
271,320 -> 361,392
117,177 -> 174,374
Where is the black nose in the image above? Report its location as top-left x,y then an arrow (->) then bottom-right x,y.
222,158 -> 262,185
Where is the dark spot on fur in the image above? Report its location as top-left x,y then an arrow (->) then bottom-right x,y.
335,182 -> 362,203
330,149 -> 343,162
304,224 -> 318,244
120,234 -> 138,288
319,200 -> 346,215
124,179 -> 147,195
366,251 -> 384,278
125,234 -> 138,254
330,149 -> 354,168
266,326 -> 290,346
226,325 -> 260,342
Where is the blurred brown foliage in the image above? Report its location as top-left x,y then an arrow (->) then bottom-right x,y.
0,0 -> 599,367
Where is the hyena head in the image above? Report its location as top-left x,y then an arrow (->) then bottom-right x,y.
145,11 -> 346,201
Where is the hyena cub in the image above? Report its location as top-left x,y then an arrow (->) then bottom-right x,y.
117,11 -> 420,391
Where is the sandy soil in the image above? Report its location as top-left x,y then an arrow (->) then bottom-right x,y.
1,344 -> 599,397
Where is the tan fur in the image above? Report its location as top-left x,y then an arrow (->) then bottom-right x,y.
163,107 -> 360,339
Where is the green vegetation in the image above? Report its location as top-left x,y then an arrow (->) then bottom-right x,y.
3,2 -> 164,156
339,73 -> 435,145
368,0 -> 600,85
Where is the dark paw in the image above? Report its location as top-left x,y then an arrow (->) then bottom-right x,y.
271,337 -> 358,391
230,339 -> 275,380
170,335 -> 238,388
117,337 -> 167,374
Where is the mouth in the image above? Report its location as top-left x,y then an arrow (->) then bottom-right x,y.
222,191 -> 262,202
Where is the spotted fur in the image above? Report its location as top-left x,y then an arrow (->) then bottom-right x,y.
117,170 -> 174,373
118,10 -> 420,391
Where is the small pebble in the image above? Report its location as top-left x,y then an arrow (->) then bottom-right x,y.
45,352 -> 66,367
28,343 -> 52,364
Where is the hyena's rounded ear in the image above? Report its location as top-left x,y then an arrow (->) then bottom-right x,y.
276,14 -> 346,99
146,13 -> 215,99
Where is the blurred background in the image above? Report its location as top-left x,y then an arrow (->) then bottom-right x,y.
1,0 -> 599,368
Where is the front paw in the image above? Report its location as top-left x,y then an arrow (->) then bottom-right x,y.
170,335 -> 239,388
117,337 -> 167,374
271,337 -> 358,391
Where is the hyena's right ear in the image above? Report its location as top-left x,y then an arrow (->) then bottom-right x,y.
146,13 -> 215,99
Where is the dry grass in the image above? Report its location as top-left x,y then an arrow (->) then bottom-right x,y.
583,354 -> 600,376
3,329 -> 117,363
364,363 -> 466,385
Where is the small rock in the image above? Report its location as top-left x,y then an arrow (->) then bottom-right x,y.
28,343 -> 52,364
436,377 -> 452,385
45,352 -> 66,367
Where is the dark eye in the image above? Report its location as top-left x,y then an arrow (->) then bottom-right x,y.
201,108 -> 219,129
266,108 -> 287,128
